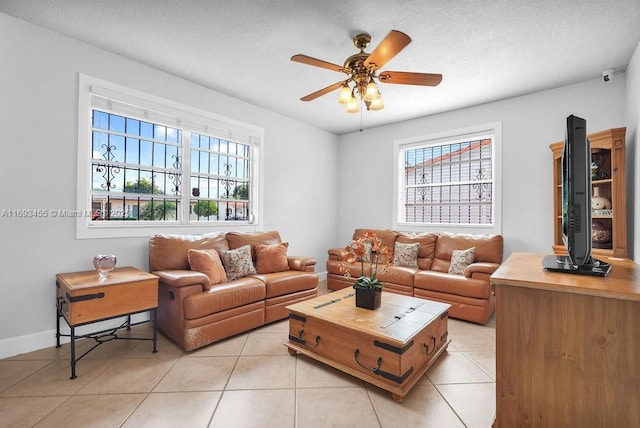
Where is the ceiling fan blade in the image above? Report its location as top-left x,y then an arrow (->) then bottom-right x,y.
378,71 -> 443,86
364,30 -> 411,69
291,54 -> 346,73
300,81 -> 345,101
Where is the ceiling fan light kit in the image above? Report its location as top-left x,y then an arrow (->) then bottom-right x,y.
291,30 -> 442,114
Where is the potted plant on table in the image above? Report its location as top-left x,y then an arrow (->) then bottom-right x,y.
339,231 -> 392,310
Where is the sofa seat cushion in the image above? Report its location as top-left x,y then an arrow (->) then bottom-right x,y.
183,277 -> 265,320
377,266 -> 417,287
414,270 -> 491,299
326,259 -> 348,275
251,271 -> 318,298
326,261 -> 415,287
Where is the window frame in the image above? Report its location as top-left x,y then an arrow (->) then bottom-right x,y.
392,122 -> 502,235
76,74 -> 264,239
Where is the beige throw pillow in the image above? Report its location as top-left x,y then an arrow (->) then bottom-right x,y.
393,242 -> 419,268
448,247 -> 476,275
220,245 -> 256,280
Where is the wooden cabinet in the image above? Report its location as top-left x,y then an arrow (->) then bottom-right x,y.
550,127 -> 627,259
491,252 -> 640,427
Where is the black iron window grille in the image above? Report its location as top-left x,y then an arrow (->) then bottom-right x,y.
189,133 -> 251,222
90,110 -> 252,223
402,137 -> 494,225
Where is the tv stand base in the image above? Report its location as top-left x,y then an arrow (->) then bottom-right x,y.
542,255 -> 611,277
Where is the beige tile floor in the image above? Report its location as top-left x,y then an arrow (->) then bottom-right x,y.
0,282 -> 496,427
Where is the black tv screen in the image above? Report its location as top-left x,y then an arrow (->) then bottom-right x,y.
562,114 -> 592,266
543,114 -> 611,276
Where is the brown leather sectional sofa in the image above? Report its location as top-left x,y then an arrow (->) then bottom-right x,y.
149,231 -> 318,351
326,229 -> 504,324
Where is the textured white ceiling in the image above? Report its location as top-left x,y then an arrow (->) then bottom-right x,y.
1,0 -> 639,134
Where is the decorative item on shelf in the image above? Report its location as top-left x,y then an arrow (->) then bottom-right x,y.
93,254 -> 117,279
339,231 -> 392,310
592,220 -> 612,245
591,186 -> 612,210
593,209 -> 613,217
590,151 -> 609,180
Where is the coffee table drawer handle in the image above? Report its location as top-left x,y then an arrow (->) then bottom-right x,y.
290,329 -> 320,349
424,336 -> 436,356
354,349 -> 382,372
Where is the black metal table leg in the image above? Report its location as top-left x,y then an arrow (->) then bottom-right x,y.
70,326 -> 76,379
152,308 -> 158,353
56,298 -> 62,348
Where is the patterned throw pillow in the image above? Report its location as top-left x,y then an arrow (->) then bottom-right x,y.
393,242 -> 419,268
187,248 -> 228,290
255,242 -> 290,274
361,242 -> 373,262
448,247 -> 476,275
220,245 -> 257,281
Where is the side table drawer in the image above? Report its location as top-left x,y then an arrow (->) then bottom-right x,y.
57,278 -> 158,325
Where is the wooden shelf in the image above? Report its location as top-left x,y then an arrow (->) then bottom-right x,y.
549,127 -> 627,259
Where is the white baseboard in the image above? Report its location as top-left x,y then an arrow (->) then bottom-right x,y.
0,313 -> 150,360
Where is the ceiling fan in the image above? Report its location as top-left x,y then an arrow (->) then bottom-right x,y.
291,30 -> 442,113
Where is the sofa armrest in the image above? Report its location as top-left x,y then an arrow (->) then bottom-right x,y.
152,270 -> 209,289
328,248 -> 349,261
464,262 -> 501,278
288,256 -> 317,272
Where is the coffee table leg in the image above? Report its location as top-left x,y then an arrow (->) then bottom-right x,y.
287,347 -> 297,356
392,393 -> 405,403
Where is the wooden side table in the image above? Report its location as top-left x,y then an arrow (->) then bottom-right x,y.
55,266 -> 159,379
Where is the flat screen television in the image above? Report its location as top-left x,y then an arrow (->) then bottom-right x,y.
543,115 -> 611,276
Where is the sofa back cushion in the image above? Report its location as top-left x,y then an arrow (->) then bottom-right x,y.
226,231 -> 282,261
353,229 -> 399,259
396,232 -> 439,270
431,233 -> 504,273
149,232 -> 229,271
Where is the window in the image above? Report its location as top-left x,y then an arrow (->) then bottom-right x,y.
393,123 -> 502,234
91,111 -> 183,221
77,74 -> 263,238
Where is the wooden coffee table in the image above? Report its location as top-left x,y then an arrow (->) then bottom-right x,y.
285,288 -> 451,402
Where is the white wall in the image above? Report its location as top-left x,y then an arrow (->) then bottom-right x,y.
1,10 -> 634,358
626,41 -> 640,262
0,13 -> 339,357
335,78 -> 627,258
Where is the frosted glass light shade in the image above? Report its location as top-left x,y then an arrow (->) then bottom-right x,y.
338,85 -> 352,104
368,97 -> 384,110
346,97 -> 360,113
363,81 -> 380,102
